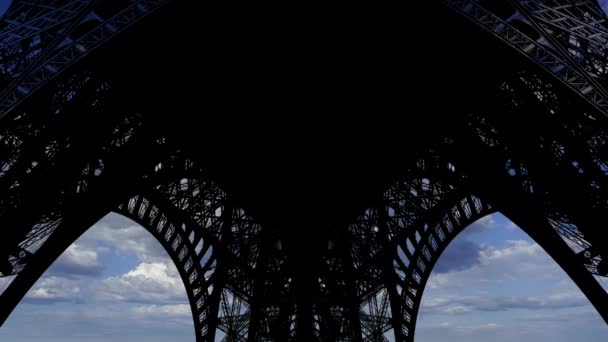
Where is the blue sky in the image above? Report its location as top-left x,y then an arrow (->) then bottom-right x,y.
0,213 -> 606,341
0,214 -> 195,342
416,214 -> 608,342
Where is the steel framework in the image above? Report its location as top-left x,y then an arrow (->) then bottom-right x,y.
0,0 -> 607,341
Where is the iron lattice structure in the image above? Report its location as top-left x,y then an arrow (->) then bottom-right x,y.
0,0 -> 607,341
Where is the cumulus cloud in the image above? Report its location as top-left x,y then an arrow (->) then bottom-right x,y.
130,304 -> 191,321
21,214 -> 188,310
428,240 -> 558,289
81,213 -> 168,262
24,276 -> 82,303
47,243 -> 105,277
505,221 -> 518,232
462,215 -> 499,235
443,306 -> 473,315
93,261 -> 186,304
421,246 -> 589,315
73,215 -> 190,307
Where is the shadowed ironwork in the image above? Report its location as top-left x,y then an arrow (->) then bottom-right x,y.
0,0 -> 607,341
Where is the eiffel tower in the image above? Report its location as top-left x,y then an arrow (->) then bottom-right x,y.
0,0 -> 607,340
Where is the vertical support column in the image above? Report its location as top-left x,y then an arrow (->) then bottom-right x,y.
294,271 -> 314,342
246,227 -> 274,341
204,203 -> 233,341
377,204 -> 406,342
275,266 -> 294,341
335,228 -> 364,341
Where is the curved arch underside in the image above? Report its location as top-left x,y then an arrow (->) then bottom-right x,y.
1,145 -> 607,342
0,0 -> 608,341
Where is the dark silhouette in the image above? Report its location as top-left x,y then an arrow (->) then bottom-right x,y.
0,0 -> 606,341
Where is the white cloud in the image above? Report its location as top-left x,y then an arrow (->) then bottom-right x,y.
22,214 -> 189,309
49,243 -> 104,276
25,276 -> 81,303
81,213 -> 168,263
462,215 -> 499,235
473,215 -> 498,230
506,221 -> 518,232
428,240 -> 558,289
130,304 -> 191,320
93,261 -> 186,304
421,276 -> 589,315
443,306 -> 473,315
480,240 -> 539,262
455,322 -> 501,333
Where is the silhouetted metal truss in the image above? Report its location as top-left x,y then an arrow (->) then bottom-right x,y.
0,0 -> 171,116
0,1 -> 607,341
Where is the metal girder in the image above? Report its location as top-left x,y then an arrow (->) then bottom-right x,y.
0,146 -> 262,340
443,0 -> 608,116
477,70 -> 608,277
114,156 -> 263,341
0,72 -> 134,276
0,0 -> 174,118
346,153 -> 496,341
444,87 -> 608,325
0,1 -> 95,76
348,132 -> 608,341
116,194 -> 224,341
513,1 -> 608,87
0,122 -> 168,324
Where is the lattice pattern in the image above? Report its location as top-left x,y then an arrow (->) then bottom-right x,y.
0,0 -> 173,116
444,0 -> 608,116
0,1 -> 607,341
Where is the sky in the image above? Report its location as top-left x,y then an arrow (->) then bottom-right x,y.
0,214 -> 195,342
0,0 -> 608,341
0,213 -> 606,341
